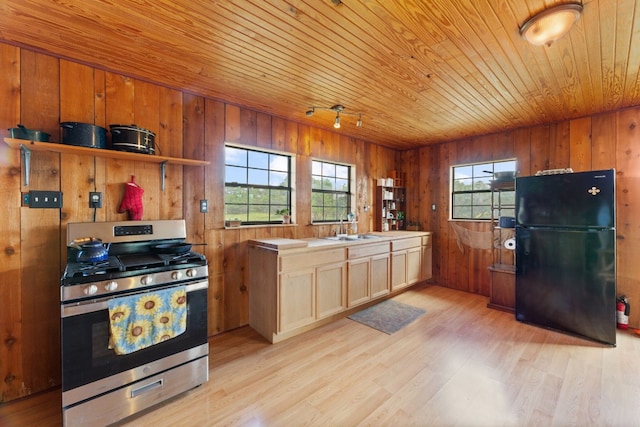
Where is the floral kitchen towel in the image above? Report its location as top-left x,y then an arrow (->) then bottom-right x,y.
107,286 -> 187,355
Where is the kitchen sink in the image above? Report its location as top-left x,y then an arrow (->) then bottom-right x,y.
324,234 -> 381,241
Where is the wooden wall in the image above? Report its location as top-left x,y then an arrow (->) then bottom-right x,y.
401,110 -> 640,331
0,44 -> 398,402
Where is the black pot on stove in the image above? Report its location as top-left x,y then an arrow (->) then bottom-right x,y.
109,124 -> 156,154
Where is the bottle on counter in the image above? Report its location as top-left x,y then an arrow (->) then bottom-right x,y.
347,212 -> 358,235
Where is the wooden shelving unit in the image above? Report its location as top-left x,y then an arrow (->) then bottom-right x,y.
4,138 -> 209,190
487,179 -> 516,312
375,185 -> 406,231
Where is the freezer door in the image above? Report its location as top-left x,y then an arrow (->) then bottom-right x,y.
515,227 -> 616,345
516,169 -> 614,228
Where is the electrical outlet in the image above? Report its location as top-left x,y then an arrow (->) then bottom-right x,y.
90,192 -> 102,208
200,199 -> 209,213
29,191 -> 63,208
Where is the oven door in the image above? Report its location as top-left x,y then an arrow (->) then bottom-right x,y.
61,280 -> 208,404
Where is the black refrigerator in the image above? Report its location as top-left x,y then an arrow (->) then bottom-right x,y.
515,169 -> 616,345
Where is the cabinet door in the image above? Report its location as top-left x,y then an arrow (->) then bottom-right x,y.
347,258 -> 370,307
279,269 -> 315,332
407,247 -> 421,285
421,246 -> 432,281
391,250 -> 407,291
370,253 -> 390,298
317,262 -> 346,319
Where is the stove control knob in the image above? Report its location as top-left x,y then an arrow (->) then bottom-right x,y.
186,268 -> 197,278
141,275 -> 153,286
84,284 -> 98,296
104,281 -> 118,292
171,271 -> 183,280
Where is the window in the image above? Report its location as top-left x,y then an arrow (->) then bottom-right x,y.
311,160 -> 352,222
224,145 -> 293,224
451,159 -> 516,220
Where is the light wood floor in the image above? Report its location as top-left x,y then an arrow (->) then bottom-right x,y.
3,283 -> 640,426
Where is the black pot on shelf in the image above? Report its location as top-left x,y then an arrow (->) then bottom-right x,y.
8,124 -> 50,142
109,124 -> 156,155
60,122 -> 107,148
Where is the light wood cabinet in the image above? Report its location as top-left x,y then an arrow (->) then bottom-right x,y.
248,232 -> 431,343
347,258 -> 371,307
391,250 -> 407,290
346,242 -> 390,307
370,253 -> 390,298
279,268 -> 316,331
391,237 -> 422,291
421,235 -> 433,281
317,263 -> 346,319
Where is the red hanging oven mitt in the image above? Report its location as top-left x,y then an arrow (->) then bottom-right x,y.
118,176 -> 144,220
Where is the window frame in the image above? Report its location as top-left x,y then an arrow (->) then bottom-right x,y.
450,159 -> 516,221
224,143 -> 295,225
311,159 -> 355,223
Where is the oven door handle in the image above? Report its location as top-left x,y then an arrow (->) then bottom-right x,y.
61,280 -> 208,318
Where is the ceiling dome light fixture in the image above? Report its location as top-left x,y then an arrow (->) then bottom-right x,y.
520,3 -> 583,47
306,104 -> 364,129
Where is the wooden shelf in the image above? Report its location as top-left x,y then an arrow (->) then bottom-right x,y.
4,138 -> 209,166
4,137 -> 209,190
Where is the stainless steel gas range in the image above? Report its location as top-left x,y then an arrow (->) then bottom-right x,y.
60,220 -> 209,426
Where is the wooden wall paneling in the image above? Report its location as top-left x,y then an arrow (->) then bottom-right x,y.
60,60 -> 102,231
222,229 -> 244,330
0,43 -> 23,403
447,139 -> 472,292
569,116 -> 593,172
548,121 -> 570,170
468,222 -> 490,296
105,72 -> 136,221
182,93 -> 205,240
158,87 -> 184,220
296,149 -> 312,230
256,112 -> 271,149
418,146 -> 435,231
131,80 -> 162,220
205,228 -> 225,336
615,107 -> 640,328
401,148 -> 420,226
591,111 -> 617,170
513,127 -> 532,176
432,143 -> 449,285
204,98 -> 225,230
354,139 -> 371,233
528,125 -> 550,174
19,50 -> 61,397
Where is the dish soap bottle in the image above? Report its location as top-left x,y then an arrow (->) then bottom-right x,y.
347,212 -> 358,235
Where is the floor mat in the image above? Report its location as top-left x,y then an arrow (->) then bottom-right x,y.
347,299 -> 426,334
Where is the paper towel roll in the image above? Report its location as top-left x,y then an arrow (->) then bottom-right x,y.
504,238 -> 516,250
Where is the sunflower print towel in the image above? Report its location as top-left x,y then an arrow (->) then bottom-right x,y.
107,286 -> 187,355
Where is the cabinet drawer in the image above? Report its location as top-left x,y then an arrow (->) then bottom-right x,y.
347,242 -> 390,259
391,237 -> 421,251
280,248 -> 345,272
422,235 -> 432,247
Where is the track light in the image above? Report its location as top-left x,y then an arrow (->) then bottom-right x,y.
305,104 -> 364,129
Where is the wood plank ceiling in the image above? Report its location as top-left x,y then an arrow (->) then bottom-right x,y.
0,0 -> 638,150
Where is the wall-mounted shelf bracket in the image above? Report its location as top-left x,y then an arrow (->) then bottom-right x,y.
20,144 -> 31,187
160,161 -> 167,192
